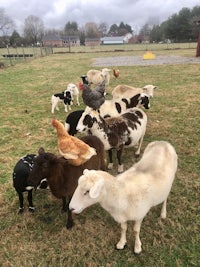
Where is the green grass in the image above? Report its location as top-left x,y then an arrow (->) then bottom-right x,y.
0,46 -> 199,267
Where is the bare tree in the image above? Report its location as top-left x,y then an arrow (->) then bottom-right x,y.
23,15 -> 44,45
98,22 -> 108,37
85,22 -> 100,38
0,8 -> 14,35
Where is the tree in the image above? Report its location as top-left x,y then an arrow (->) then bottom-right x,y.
0,8 -> 14,35
85,22 -> 100,38
23,15 -> 44,45
98,22 -> 108,37
139,23 -> 151,41
10,30 -> 22,46
64,21 -> 79,35
78,26 -> 85,45
108,22 -> 133,36
108,24 -> 118,35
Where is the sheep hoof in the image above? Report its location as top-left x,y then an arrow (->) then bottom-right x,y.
66,221 -> 74,229
134,251 -> 142,256
28,206 -> 35,212
135,154 -> 140,159
18,207 -> 24,214
117,165 -> 124,173
61,207 -> 68,213
115,244 -> 127,250
116,241 -> 126,250
107,163 -> 113,170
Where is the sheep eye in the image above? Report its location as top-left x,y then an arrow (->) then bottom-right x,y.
84,190 -> 89,196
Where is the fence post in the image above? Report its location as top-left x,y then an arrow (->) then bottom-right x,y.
6,45 -> 13,65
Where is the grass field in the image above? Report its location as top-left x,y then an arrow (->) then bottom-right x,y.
0,46 -> 199,267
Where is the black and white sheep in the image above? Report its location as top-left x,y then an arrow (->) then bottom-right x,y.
65,83 -> 80,106
69,141 -> 178,254
98,92 -> 150,118
28,136 -> 107,228
65,109 -> 85,135
51,91 -> 72,114
76,107 -> 147,173
12,150 -> 48,213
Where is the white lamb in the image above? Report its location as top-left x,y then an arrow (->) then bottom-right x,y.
112,84 -> 157,99
87,68 -> 111,86
69,141 -> 178,254
65,83 -> 80,106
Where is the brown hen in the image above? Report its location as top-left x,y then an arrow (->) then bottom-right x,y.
113,68 -> 119,78
52,118 -> 96,166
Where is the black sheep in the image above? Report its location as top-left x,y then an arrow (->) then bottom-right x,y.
12,149 -> 48,213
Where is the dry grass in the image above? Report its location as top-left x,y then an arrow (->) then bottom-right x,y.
0,47 -> 199,267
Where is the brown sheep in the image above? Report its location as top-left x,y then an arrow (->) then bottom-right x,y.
28,135 -> 107,229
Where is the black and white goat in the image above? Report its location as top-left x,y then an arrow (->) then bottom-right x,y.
76,107 -> 147,173
12,149 -> 48,213
51,91 -> 72,114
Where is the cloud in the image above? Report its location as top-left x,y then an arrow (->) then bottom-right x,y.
1,0 -> 199,33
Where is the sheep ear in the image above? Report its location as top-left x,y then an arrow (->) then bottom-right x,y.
38,147 -> 45,155
89,179 -> 104,199
142,87 -> 147,92
83,169 -> 89,175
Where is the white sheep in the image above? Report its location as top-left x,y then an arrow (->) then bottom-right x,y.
87,68 -> 111,85
69,141 -> 178,254
112,84 -> 157,99
65,83 -> 80,106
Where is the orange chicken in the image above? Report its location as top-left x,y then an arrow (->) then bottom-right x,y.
52,118 -> 96,166
113,68 -> 119,78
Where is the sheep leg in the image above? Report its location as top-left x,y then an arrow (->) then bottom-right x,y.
51,102 -> 59,114
76,96 -> 80,106
135,134 -> 144,158
161,199 -> 167,219
133,219 -> 143,254
66,197 -> 74,229
17,191 -> 24,213
107,149 -> 113,170
116,222 -> 127,249
117,146 -> 124,173
64,104 -> 68,112
61,196 -> 68,212
27,190 -> 35,212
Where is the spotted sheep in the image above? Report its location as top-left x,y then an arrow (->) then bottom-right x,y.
12,150 -> 48,214
76,107 -> 147,173
98,93 -> 150,118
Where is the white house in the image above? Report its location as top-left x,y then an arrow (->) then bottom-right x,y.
101,34 -> 132,45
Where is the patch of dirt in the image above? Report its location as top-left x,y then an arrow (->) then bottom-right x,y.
92,55 -> 200,67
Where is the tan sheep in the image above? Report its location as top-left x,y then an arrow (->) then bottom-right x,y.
87,68 -> 111,85
112,84 -> 157,99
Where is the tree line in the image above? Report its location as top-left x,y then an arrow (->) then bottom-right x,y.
0,5 -> 200,47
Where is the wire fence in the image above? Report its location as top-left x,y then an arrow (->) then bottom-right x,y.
0,42 -> 197,67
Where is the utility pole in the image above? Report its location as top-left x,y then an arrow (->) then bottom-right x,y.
195,20 -> 200,57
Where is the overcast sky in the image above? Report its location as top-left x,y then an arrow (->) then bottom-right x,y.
1,0 -> 200,33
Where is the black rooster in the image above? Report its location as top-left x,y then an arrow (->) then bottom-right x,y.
80,75 -> 106,110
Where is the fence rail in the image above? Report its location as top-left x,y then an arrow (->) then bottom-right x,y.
0,42 -> 197,66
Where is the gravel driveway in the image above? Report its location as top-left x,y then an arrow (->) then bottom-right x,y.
92,55 -> 200,67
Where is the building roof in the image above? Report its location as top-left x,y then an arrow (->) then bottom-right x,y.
42,35 -> 79,41
101,36 -> 125,42
43,35 -> 61,41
